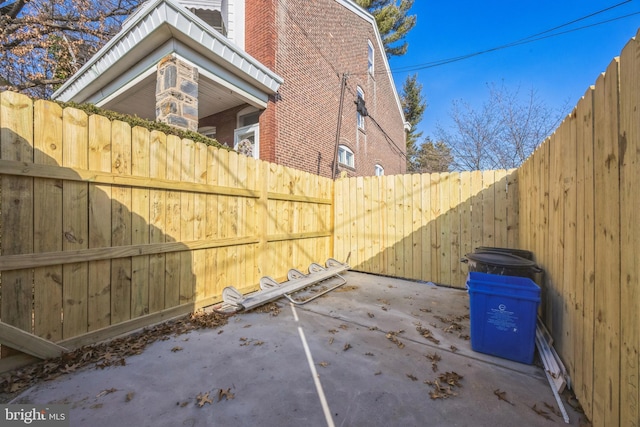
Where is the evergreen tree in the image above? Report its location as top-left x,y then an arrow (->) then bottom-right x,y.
400,74 -> 426,172
355,0 -> 416,57
415,139 -> 453,173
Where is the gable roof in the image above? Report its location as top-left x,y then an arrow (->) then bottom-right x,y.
52,0 -> 282,119
335,0 -> 407,125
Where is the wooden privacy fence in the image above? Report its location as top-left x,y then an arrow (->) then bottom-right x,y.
333,170 -> 518,288
3,28 -> 640,426
518,31 -> 640,426
0,91 -> 332,367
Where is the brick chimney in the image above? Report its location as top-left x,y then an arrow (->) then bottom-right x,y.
156,55 -> 199,132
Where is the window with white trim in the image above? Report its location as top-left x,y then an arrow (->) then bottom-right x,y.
233,107 -> 261,158
356,86 -> 365,130
338,145 -> 355,168
374,164 -> 384,176
367,40 -> 374,75
234,124 -> 259,159
237,106 -> 260,128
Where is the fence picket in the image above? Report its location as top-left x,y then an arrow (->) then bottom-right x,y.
592,59 -> 621,427
619,32 -> 640,427
131,127 -> 151,317
1,92 -> 34,358
149,131 -> 167,312
87,114 -> 113,330
164,134 -> 182,308
110,120 -> 132,325
33,100 -> 63,341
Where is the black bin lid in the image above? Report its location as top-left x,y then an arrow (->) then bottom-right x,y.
474,246 -> 534,260
464,251 -> 537,268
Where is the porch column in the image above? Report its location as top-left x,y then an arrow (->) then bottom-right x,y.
155,55 -> 199,132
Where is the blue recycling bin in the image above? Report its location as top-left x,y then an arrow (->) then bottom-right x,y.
466,271 -> 540,364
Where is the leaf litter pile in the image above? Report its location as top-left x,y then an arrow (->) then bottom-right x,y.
385,330 -> 405,349
191,387 -> 235,408
0,310 -> 230,398
424,372 -> 464,400
415,324 -> 440,345
433,314 -> 470,341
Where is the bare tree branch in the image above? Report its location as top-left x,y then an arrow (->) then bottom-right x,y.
435,82 -> 569,171
0,0 -> 141,97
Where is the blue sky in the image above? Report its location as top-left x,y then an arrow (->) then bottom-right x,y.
387,0 -> 640,142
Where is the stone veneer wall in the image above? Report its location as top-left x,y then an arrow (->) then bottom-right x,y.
156,55 -> 199,132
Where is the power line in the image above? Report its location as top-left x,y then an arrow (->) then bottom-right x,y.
510,0 -> 632,43
343,83 -> 407,159
376,1 -> 638,75
391,11 -> 640,74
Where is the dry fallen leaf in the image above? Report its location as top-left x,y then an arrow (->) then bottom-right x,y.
494,389 -> 514,405
196,392 -> 213,407
218,388 -> 235,401
318,362 -> 329,368
0,310 -> 221,395
416,326 -> 440,344
440,371 -> 463,387
171,346 -> 183,352
252,302 -> 281,316
426,372 -> 463,400
61,363 -> 80,374
544,401 -> 563,417
407,374 -> 418,381
425,352 -> 441,372
531,404 -> 553,420
386,330 -> 405,349
125,392 -> 135,402
343,343 -> 352,351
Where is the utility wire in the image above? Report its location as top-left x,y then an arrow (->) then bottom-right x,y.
391,10 -> 640,74
510,0 -> 632,43
343,83 -> 407,159
376,1 -> 637,75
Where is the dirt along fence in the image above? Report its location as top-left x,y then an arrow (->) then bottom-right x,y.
0,91 -> 332,370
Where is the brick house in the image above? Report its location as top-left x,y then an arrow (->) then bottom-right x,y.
52,0 -> 407,178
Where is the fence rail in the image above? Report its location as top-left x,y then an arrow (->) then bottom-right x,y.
333,170 -> 518,288
518,31 -> 640,426
0,92 -> 332,365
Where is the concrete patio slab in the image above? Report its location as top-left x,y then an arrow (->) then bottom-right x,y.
11,272 -> 588,426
